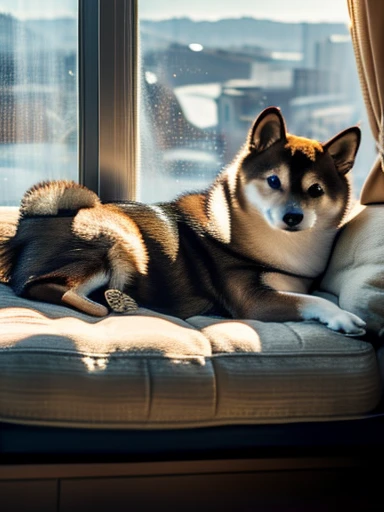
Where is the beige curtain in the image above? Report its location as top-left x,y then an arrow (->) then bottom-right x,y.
348,0 -> 384,204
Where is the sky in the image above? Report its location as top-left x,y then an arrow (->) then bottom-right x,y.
0,0 -> 350,23
0,0 -> 78,19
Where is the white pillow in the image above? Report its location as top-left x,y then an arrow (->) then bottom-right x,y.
320,205 -> 384,337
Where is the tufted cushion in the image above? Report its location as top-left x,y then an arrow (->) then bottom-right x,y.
320,205 -> 384,337
0,282 -> 380,429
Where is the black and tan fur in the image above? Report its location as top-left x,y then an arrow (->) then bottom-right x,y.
0,107 -> 366,334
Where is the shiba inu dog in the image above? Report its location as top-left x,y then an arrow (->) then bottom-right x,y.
0,107 -> 365,335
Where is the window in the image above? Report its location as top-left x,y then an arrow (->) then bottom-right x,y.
0,1 -> 375,206
0,0 -> 78,206
139,0 -> 375,203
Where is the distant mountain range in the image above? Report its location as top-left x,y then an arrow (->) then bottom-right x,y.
24,18 -> 77,52
0,13 -> 77,53
141,17 -> 349,53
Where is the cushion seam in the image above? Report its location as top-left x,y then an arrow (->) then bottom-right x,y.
284,323 -> 305,348
0,348 -> 374,358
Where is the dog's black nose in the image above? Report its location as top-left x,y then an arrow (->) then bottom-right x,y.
283,212 -> 303,227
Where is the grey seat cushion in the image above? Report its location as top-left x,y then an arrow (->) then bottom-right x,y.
0,283 -> 380,429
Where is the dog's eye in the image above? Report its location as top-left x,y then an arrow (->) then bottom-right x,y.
308,183 -> 324,198
267,175 -> 281,190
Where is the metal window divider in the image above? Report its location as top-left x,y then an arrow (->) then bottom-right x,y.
99,0 -> 139,202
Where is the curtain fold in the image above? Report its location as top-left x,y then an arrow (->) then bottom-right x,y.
348,0 -> 384,204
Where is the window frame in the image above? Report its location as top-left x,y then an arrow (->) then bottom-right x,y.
79,0 -> 100,195
79,0 -> 139,202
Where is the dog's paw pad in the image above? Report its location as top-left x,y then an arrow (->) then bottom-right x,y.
105,289 -> 138,313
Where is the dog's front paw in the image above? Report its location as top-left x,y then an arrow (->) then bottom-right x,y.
303,299 -> 366,336
323,309 -> 366,336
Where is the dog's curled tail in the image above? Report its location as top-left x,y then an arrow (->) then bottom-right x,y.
20,180 -> 101,218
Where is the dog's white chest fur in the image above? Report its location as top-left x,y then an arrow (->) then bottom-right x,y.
231,206 -> 337,279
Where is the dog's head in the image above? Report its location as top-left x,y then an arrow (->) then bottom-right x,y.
238,106 -> 360,231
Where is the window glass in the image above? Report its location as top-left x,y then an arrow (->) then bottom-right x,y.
0,0 -> 78,205
139,0 -> 375,203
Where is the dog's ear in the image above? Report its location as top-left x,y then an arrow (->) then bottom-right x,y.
323,126 -> 361,175
249,106 -> 287,152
